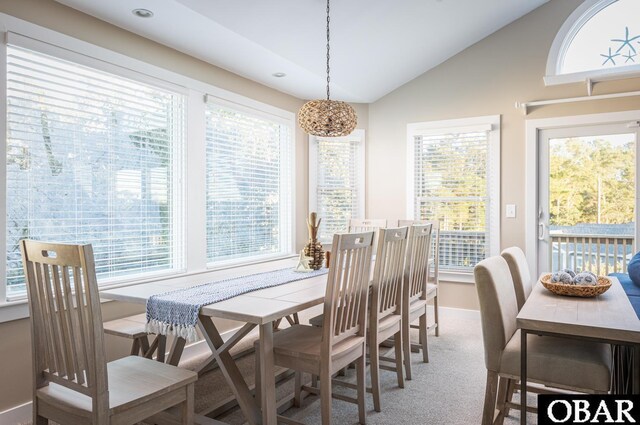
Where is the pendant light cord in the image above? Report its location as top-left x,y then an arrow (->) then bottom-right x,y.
326,0 -> 331,101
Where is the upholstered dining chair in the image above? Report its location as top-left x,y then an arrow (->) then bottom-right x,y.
398,219 -> 440,337
474,256 -> 611,425
500,247 -> 533,311
257,231 -> 374,425
21,240 -> 197,425
401,223 -> 434,380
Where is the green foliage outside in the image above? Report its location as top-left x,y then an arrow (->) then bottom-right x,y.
549,136 -> 635,229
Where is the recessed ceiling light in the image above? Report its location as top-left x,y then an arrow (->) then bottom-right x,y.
132,8 -> 154,18
272,72 -> 286,78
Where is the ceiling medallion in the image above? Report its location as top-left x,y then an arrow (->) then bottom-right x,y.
298,0 -> 357,137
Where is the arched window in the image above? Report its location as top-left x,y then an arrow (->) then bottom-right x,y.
546,0 -> 640,86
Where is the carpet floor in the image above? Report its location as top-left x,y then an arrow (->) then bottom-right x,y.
182,308 -> 537,425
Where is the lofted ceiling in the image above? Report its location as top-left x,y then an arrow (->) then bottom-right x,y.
54,0 -> 548,103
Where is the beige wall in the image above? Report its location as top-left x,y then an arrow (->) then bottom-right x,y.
367,0 -> 640,310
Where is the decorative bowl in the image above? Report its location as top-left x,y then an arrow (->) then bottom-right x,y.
540,273 -> 612,298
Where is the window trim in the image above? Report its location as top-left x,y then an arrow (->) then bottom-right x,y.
545,0 -> 640,87
406,115 -> 501,275
0,13 -> 297,313
308,129 -> 366,244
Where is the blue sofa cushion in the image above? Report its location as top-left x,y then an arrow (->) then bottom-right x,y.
629,251 -> 640,286
610,273 -> 640,297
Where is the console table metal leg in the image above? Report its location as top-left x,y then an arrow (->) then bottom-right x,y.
520,330 -> 527,425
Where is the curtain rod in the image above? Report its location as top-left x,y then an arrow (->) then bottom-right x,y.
515,90 -> 640,115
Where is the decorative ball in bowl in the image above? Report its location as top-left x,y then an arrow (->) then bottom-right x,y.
540,269 -> 612,297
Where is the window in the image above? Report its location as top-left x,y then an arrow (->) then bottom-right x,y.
205,99 -> 293,265
309,130 -> 365,243
407,116 -> 500,273
546,0 -> 640,85
6,45 -> 184,297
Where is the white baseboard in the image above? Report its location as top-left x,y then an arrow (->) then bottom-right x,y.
0,401 -> 31,425
438,305 -> 480,320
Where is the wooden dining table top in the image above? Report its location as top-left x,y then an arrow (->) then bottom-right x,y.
517,275 -> 640,344
100,258 -> 328,325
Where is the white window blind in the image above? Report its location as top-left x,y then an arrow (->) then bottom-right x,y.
310,131 -> 365,242
412,123 -> 498,272
6,45 -> 184,297
205,101 -> 292,264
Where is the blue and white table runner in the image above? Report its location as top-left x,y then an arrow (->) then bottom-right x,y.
146,267 -> 329,341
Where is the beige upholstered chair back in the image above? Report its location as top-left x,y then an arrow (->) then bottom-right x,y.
371,227 -> 409,322
501,247 -> 532,310
322,231 -> 375,347
404,223 -> 433,302
473,256 -> 519,371
21,240 -> 108,405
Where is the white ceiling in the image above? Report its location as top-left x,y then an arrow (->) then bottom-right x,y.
54,0 -> 548,103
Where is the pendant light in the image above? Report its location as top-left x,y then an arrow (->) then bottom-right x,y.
298,0 -> 357,137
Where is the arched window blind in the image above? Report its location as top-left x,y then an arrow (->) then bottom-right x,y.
6,45 -> 185,296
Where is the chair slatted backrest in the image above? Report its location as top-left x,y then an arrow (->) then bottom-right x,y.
322,232 -> 374,349
21,240 -> 108,401
404,224 -> 433,302
371,227 -> 409,324
348,219 -> 387,233
348,219 -> 387,252
399,219 -> 440,285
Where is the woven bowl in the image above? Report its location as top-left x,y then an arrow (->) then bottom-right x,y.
540,273 -> 612,298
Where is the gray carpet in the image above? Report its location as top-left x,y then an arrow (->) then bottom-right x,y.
183,309 -> 537,424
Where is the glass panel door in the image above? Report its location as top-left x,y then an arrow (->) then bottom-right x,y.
538,124 -> 639,275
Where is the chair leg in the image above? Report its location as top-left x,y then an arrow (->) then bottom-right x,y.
182,383 -> 195,425
370,335 -> 381,413
254,347 -> 262,408
494,377 -> 509,425
294,371 -> 302,407
434,295 -> 440,337
312,374 -> 318,388
394,329 -> 405,389
34,406 -> 47,425
356,355 -> 366,425
402,318 -> 412,380
504,379 -> 517,417
419,313 -> 429,363
482,370 -> 499,425
320,368 -> 332,425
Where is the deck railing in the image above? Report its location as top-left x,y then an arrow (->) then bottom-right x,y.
550,233 -> 635,275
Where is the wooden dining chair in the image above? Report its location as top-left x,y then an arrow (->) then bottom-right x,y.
401,223 -> 433,380
368,227 -> 408,412
398,220 -> 440,337
348,219 -> 387,250
500,246 -> 533,311
21,240 -> 197,425
256,231 -> 374,425
474,256 -> 611,425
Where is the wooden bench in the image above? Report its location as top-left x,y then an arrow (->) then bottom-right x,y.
103,313 -> 168,362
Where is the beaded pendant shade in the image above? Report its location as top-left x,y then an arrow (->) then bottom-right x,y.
298,0 -> 357,137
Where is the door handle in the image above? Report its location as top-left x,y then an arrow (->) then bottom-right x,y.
538,222 -> 546,241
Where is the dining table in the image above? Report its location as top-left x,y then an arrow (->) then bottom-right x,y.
100,257 -> 328,425
516,275 -> 640,425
